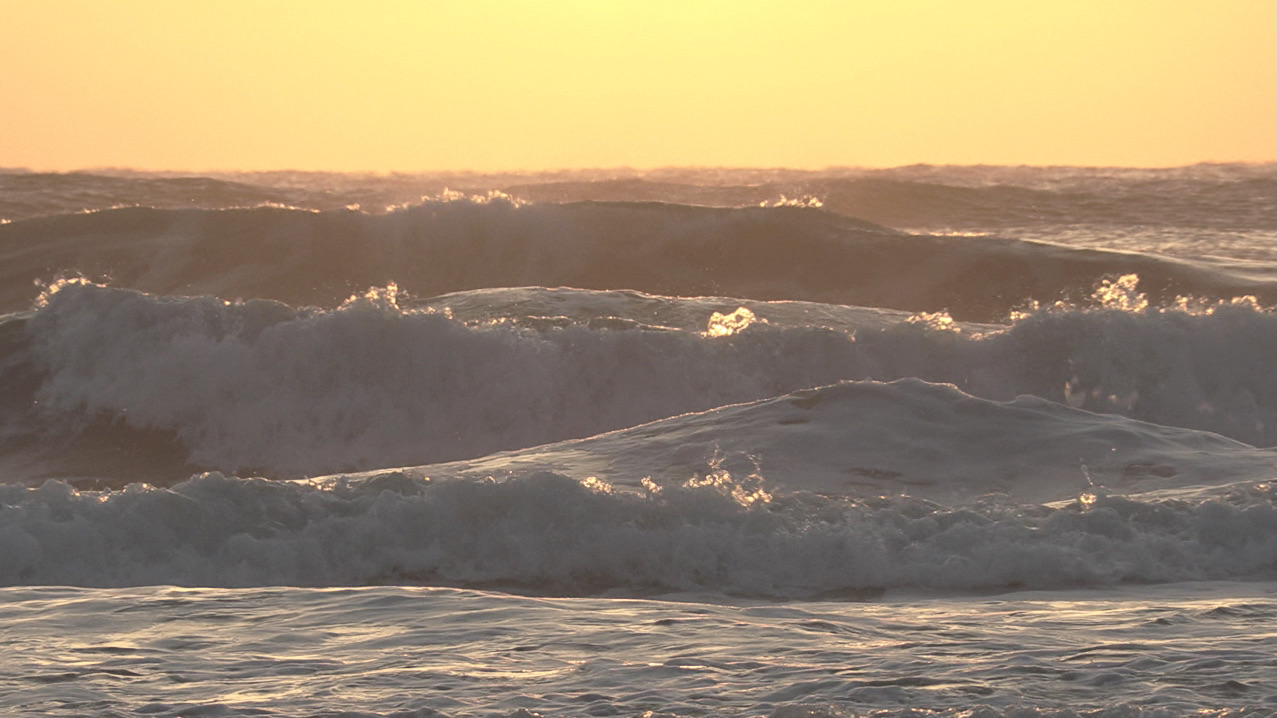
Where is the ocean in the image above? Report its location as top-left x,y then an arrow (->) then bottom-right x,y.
0,164 -> 1274,717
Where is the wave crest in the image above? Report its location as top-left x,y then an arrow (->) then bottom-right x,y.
1,470 -> 1272,593
2,202 -> 1269,321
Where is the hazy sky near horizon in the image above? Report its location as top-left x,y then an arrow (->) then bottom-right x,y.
3,0 -> 1274,172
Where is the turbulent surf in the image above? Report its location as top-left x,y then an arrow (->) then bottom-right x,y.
0,164 -> 1273,717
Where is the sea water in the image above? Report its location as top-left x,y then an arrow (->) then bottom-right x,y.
0,164 -> 1273,716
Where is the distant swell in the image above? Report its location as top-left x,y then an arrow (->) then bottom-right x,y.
1,201 -> 1270,322
511,170 -> 1277,237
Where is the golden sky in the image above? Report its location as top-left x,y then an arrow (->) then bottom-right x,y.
2,0 -> 1273,172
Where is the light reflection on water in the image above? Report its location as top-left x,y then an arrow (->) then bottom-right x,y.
1,582 -> 1273,716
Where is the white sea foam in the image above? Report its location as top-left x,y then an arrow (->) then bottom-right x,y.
16,282 -> 1276,482
1,465 -> 1273,592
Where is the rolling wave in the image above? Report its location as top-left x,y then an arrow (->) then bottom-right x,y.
1,200 -> 1270,321
1,467 -> 1273,593
6,164 -> 1273,238
2,282 -> 1273,486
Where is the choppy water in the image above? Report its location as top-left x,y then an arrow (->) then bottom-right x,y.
0,164 -> 1274,716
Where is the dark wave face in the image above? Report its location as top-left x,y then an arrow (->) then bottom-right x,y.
0,170 -> 453,221
5,164 -> 1273,239
1,200 -> 1270,323
509,166 -> 1277,238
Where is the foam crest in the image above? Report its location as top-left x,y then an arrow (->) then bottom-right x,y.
14,282 -> 1277,483
971,300 -> 1277,446
25,282 -> 826,475
0,470 -> 1272,592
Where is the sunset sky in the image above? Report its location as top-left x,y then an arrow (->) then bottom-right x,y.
3,0 -> 1273,172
